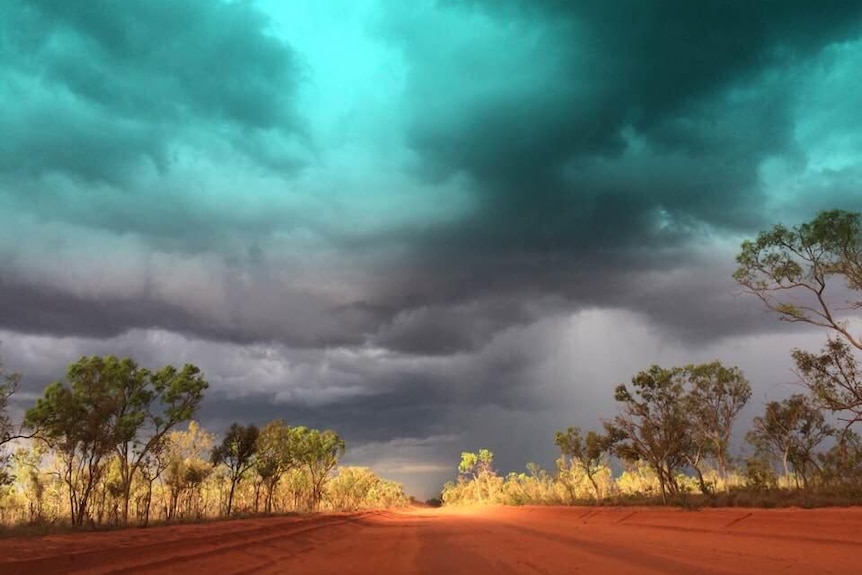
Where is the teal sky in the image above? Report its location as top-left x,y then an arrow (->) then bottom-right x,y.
2,0 -> 862,497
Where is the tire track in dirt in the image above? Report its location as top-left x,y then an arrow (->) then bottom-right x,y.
1,506 -> 860,575
1,513 -> 371,575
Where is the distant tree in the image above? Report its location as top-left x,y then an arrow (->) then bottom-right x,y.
456,449 -> 501,504
254,420 -> 296,514
746,394 -> 834,489
293,427 -> 345,511
458,449 -> 494,480
554,427 -> 607,499
164,421 -> 215,520
604,362 -> 752,501
817,430 -> 862,488
684,361 -> 752,479
604,365 -> 690,503
212,423 -> 259,516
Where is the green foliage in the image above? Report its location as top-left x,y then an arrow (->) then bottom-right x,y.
685,362 -> 752,478
604,362 -> 751,501
23,356 -> 208,526
212,423 -> 259,516
444,449 -> 504,505
743,457 -> 778,491
746,394 -> 834,489
254,420 -> 296,514
291,427 -> 345,511
554,427 -> 608,499
734,209 -> 862,345
793,338 -> 862,430
605,365 -> 693,502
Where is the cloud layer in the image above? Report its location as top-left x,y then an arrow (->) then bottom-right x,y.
2,0 -> 862,496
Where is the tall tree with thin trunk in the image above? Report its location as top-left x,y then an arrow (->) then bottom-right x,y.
113,362 -> 208,525
746,394 -> 834,489
604,365 -> 690,503
25,368 -> 118,526
554,427 -> 607,499
212,423 -> 259,516
294,427 -> 344,511
254,420 -> 296,514
684,361 -> 752,479
25,356 -> 208,526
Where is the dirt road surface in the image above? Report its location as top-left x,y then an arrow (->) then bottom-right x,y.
1,506 -> 860,574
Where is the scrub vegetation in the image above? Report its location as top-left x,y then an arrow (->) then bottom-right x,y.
0,356 -> 408,532
443,210 -> 862,508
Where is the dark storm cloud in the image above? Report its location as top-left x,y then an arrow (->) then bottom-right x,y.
390,0 -> 862,251
0,277 -> 200,340
394,1 -> 848,241
351,0 -> 862,353
0,0 -> 303,185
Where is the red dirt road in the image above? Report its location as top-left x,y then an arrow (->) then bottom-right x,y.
1,506 -> 860,574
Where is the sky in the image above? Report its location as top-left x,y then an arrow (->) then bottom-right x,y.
2,0 -> 862,499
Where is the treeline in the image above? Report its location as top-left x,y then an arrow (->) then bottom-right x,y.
444,210 -> 862,507
0,356 -> 408,530
444,361 -> 861,507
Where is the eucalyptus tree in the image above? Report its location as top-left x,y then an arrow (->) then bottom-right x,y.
212,423 -> 259,516
293,427 -> 345,511
604,362 -> 751,501
735,210 -> 862,432
457,448 -> 498,503
604,365 -> 690,502
25,356 -> 208,526
254,419 -> 296,513
746,394 -> 834,489
25,360 -> 122,526
164,420 -> 215,520
554,427 -> 607,499
684,361 -> 752,479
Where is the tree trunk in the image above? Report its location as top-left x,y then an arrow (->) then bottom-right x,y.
227,479 -> 237,516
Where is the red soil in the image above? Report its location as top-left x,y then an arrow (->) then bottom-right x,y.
0,506 -> 859,574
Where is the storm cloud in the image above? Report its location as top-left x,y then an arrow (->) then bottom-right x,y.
2,0 -> 862,496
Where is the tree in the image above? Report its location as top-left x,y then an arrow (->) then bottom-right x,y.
456,449 -> 499,504
746,394 -> 834,489
24,356 -> 207,526
112,361 -> 208,525
212,423 -> 259,516
163,421 -> 215,521
684,361 -> 752,479
554,427 -> 606,499
0,356 -> 22,486
793,338 -> 862,433
293,427 -> 345,511
735,210 -> 862,430
25,369 -> 119,526
604,365 -> 691,503
734,209 -> 862,347
254,420 -> 296,514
